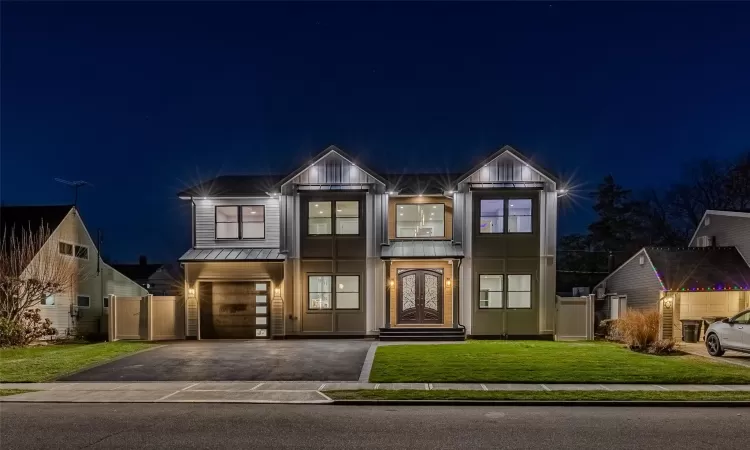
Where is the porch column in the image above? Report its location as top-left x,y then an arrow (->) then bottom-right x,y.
384,260 -> 391,328
453,259 -> 461,329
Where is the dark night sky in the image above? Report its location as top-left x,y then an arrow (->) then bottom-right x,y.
2,2 -> 749,263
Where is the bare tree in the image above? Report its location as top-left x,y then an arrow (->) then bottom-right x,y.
0,223 -> 80,321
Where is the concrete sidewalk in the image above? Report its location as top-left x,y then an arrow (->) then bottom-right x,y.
2,381 -> 750,403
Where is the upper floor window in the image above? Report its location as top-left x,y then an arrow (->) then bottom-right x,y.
215,206 -> 265,239
59,242 -> 73,256
396,204 -> 445,238
479,199 -> 504,234
308,200 -> 359,236
479,198 -> 533,234
75,245 -> 89,260
59,241 -> 88,259
508,199 -> 532,233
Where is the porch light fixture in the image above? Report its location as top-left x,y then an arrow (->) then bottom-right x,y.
664,297 -> 673,309
274,287 -> 281,296
388,279 -> 395,289
446,278 -> 452,288
187,288 -> 195,297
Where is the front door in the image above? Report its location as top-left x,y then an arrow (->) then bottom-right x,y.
397,269 -> 443,324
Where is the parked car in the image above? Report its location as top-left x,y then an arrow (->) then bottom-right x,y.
705,309 -> 750,356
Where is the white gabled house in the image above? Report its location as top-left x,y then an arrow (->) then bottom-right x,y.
1,205 -> 148,337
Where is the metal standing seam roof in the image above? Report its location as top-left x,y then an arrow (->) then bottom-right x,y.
380,241 -> 464,259
179,248 -> 286,262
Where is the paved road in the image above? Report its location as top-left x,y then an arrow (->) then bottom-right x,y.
1,404 -> 748,449
62,340 -> 372,381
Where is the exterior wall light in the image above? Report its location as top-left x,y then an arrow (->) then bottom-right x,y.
388,279 -> 395,289
187,288 -> 195,297
664,297 -> 673,309
446,278 -> 452,288
274,287 -> 281,296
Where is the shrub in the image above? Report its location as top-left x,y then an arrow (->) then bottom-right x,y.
0,308 -> 57,347
647,339 -> 677,355
598,319 -> 621,341
614,309 -> 661,351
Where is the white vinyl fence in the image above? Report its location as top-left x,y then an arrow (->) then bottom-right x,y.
555,295 -> 595,341
108,295 -> 185,341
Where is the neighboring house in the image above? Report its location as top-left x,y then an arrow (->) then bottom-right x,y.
111,256 -> 182,296
592,246 -> 750,340
688,210 -> 750,263
178,144 -> 559,340
0,205 -> 148,336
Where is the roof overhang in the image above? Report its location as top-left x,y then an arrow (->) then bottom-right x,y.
380,241 -> 464,259
276,145 -> 387,190
455,145 -> 559,187
180,248 -> 286,262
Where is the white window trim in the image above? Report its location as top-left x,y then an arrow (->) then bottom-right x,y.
58,240 -> 75,257
76,295 -> 91,309
40,295 -> 56,307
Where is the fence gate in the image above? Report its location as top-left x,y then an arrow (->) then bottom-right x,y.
555,295 -> 595,341
109,295 -> 186,341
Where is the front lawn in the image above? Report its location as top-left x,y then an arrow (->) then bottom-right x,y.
0,389 -> 35,397
370,341 -> 750,384
328,390 -> 750,402
0,341 -> 154,382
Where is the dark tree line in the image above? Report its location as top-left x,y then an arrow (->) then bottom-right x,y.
558,151 -> 749,293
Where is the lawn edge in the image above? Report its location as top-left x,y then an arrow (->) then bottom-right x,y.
333,400 -> 750,407
0,389 -> 36,397
51,343 -> 164,382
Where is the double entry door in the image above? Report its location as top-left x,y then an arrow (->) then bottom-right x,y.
397,269 -> 443,324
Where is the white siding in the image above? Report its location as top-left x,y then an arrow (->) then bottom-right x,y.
194,197 -> 281,249
283,151 -> 382,187
464,152 -> 545,184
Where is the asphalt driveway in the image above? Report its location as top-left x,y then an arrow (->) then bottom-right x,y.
62,340 -> 373,382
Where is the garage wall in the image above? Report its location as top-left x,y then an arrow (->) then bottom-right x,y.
674,291 -> 747,340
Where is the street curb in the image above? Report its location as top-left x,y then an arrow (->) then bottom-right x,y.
332,400 -> 750,407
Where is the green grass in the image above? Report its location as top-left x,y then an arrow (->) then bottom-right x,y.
0,341 -> 154,382
0,389 -> 35,397
370,341 -> 750,384
327,390 -> 750,402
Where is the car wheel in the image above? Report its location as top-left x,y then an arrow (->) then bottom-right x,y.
706,333 -> 725,357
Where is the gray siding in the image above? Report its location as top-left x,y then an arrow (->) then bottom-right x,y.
690,213 -> 750,262
452,192 -> 464,245
597,249 -> 663,311
194,198 -> 281,249
463,152 -> 545,184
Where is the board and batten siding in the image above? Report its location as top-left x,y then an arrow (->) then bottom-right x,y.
596,249 -> 664,311
690,213 -> 750,263
194,198 -> 281,249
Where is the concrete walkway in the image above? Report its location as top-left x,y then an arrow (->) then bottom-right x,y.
2,381 -> 750,403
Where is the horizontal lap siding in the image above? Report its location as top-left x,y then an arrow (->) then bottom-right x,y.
599,250 -> 663,311
691,214 -> 750,262
194,198 -> 281,249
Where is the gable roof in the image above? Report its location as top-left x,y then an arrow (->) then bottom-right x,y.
1,205 -> 74,249
177,175 -> 284,198
109,263 -> 164,281
276,145 -> 387,188
689,209 -> 750,246
454,145 -> 559,186
645,246 -> 750,291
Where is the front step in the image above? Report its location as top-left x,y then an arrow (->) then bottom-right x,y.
378,327 -> 466,341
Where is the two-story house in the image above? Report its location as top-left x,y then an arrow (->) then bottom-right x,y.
689,210 -> 750,262
178,145 -> 559,340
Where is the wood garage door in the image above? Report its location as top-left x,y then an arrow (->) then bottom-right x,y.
199,281 -> 270,339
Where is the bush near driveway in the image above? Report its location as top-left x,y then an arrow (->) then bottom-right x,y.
0,341 -> 153,382
369,341 -> 750,384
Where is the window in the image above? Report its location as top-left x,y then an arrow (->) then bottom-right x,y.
507,275 -> 532,308
479,199 -> 504,233
76,295 -> 90,309
479,275 -> 503,308
508,199 -> 532,233
103,296 -> 109,309
396,204 -> 445,238
732,311 -> 750,325
308,275 -> 332,310
75,245 -> 89,260
336,276 -> 360,309
41,295 -> 55,306
241,206 -> 265,239
59,242 -> 73,256
335,201 -> 359,235
216,206 -> 240,239
308,201 -> 360,235
308,201 -> 332,235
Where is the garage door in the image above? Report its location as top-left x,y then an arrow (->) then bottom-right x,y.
199,281 -> 270,339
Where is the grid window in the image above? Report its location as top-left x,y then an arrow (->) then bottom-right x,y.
479,199 -> 504,234
308,201 -> 332,235
335,201 -> 359,235
508,199 -> 532,233
396,204 -> 445,238
241,206 -> 265,239
59,242 -> 73,256
336,276 -> 360,309
216,206 -> 240,239
75,245 -> 88,260
507,275 -> 532,308
479,275 -> 503,308
308,275 -> 332,310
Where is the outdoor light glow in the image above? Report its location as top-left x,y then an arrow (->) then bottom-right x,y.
388,191 -> 395,195
188,288 -> 195,296
274,287 -> 281,296
388,279 -> 395,288
446,278 -> 452,287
